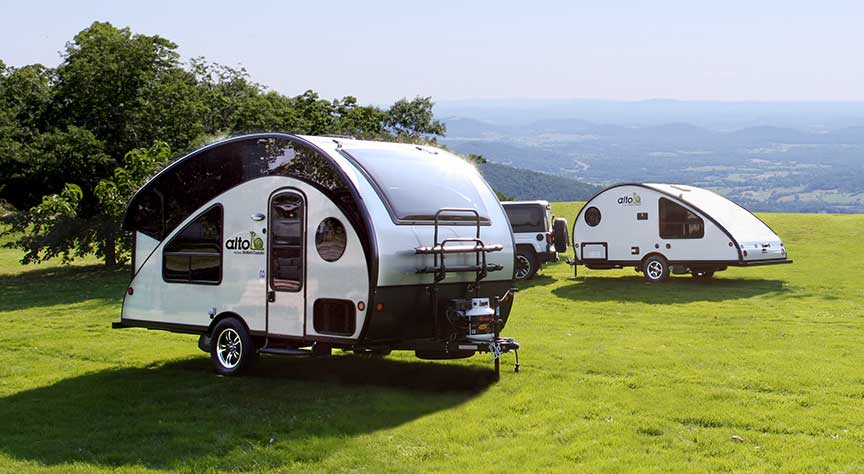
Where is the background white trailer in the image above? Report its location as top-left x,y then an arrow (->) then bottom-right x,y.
571,183 -> 792,282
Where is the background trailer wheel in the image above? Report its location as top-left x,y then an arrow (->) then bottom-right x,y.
642,255 -> 670,283
210,318 -> 256,376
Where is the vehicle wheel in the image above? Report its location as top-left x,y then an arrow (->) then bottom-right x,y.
210,318 -> 256,376
514,249 -> 537,280
552,218 -> 569,253
692,270 -> 715,279
642,255 -> 670,283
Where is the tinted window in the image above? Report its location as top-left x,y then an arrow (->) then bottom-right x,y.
659,198 -> 704,239
270,192 -> 304,291
341,146 -> 490,223
585,207 -> 601,227
504,205 -> 545,233
316,217 -> 347,262
126,137 -> 367,250
162,205 -> 222,284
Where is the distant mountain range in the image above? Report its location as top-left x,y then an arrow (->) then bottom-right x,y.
440,106 -> 864,213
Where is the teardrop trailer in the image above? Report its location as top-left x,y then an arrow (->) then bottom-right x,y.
113,133 -> 520,376
571,183 -> 793,282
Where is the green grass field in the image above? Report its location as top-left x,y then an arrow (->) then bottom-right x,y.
1,204 -> 862,473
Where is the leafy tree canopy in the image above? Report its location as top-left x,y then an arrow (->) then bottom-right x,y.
0,21 -> 446,266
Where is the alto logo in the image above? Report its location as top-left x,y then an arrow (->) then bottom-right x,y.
617,193 -> 642,206
226,231 -> 265,255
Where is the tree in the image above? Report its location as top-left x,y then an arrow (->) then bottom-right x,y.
385,97 -> 446,142
3,141 -> 171,266
0,22 -> 451,267
51,22 -> 185,160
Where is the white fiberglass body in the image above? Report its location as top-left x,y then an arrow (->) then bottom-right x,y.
572,183 -> 791,276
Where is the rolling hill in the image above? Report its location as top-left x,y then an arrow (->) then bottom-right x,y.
479,162 -> 600,201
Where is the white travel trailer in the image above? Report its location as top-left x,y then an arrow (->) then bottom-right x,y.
571,183 -> 792,282
113,133 -> 520,375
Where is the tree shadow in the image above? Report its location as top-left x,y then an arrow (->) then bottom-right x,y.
0,264 -> 126,312
0,356 -> 492,470
552,275 -> 790,304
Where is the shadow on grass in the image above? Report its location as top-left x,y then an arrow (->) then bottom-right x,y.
0,264 -> 126,312
0,355 -> 492,469
516,274 -> 556,289
553,275 -> 789,304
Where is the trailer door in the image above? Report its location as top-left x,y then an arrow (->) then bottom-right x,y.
266,190 -> 306,337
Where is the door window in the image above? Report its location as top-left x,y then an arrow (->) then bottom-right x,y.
270,192 -> 304,291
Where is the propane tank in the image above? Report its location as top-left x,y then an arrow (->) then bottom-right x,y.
465,298 -> 495,342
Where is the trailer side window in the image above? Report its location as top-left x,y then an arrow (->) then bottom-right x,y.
315,217 -> 347,262
659,198 -> 704,239
270,192 -> 304,291
584,207 -> 601,227
162,205 -> 222,284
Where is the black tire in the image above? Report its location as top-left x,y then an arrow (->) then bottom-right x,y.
210,318 -> 256,376
642,255 -> 670,283
514,249 -> 538,280
552,217 -> 569,253
692,270 -> 715,279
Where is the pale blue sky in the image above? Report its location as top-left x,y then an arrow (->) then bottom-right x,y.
1,0 -> 862,103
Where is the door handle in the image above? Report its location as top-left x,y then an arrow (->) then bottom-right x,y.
268,291 -> 275,303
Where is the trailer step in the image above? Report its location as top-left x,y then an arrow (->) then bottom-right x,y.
258,347 -> 312,356
416,263 -> 503,274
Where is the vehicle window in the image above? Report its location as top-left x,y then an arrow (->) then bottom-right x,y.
270,192 -> 304,291
162,205 -> 222,284
315,217 -> 347,262
584,207 -> 601,227
341,146 -> 490,223
659,197 -> 704,239
504,206 -> 545,233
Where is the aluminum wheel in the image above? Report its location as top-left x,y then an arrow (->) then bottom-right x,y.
216,328 -> 242,369
515,254 -> 533,280
646,261 -> 664,280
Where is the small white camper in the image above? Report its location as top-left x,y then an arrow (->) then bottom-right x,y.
113,133 -> 520,375
571,183 -> 792,282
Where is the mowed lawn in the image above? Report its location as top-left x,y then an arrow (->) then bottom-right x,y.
0,205 -> 862,473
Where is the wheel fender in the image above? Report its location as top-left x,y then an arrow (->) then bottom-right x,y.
639,252 -> 667,270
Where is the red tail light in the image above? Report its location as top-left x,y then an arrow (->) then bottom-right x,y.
127,287 -> 134,295
743,250 -> 748,257
546,233 -> 552,245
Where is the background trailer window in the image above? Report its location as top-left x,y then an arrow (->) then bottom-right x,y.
162,205 -> 223,284
659,198 -> 704,239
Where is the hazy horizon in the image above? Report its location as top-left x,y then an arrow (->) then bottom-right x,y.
2,0 -> 863,104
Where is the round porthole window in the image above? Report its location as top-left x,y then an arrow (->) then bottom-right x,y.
584,207 -> 601,227
315,217 -> 347,262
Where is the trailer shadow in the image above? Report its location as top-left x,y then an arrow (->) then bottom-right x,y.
0,264 -> 126,312
552,275 -> 789,304
0,356 -> 493,470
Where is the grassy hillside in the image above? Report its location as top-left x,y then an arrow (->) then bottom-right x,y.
480,163 -> 600,201
0,208 -> 862,472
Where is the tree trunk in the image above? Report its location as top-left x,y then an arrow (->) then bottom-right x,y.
104,232 -> 117,267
